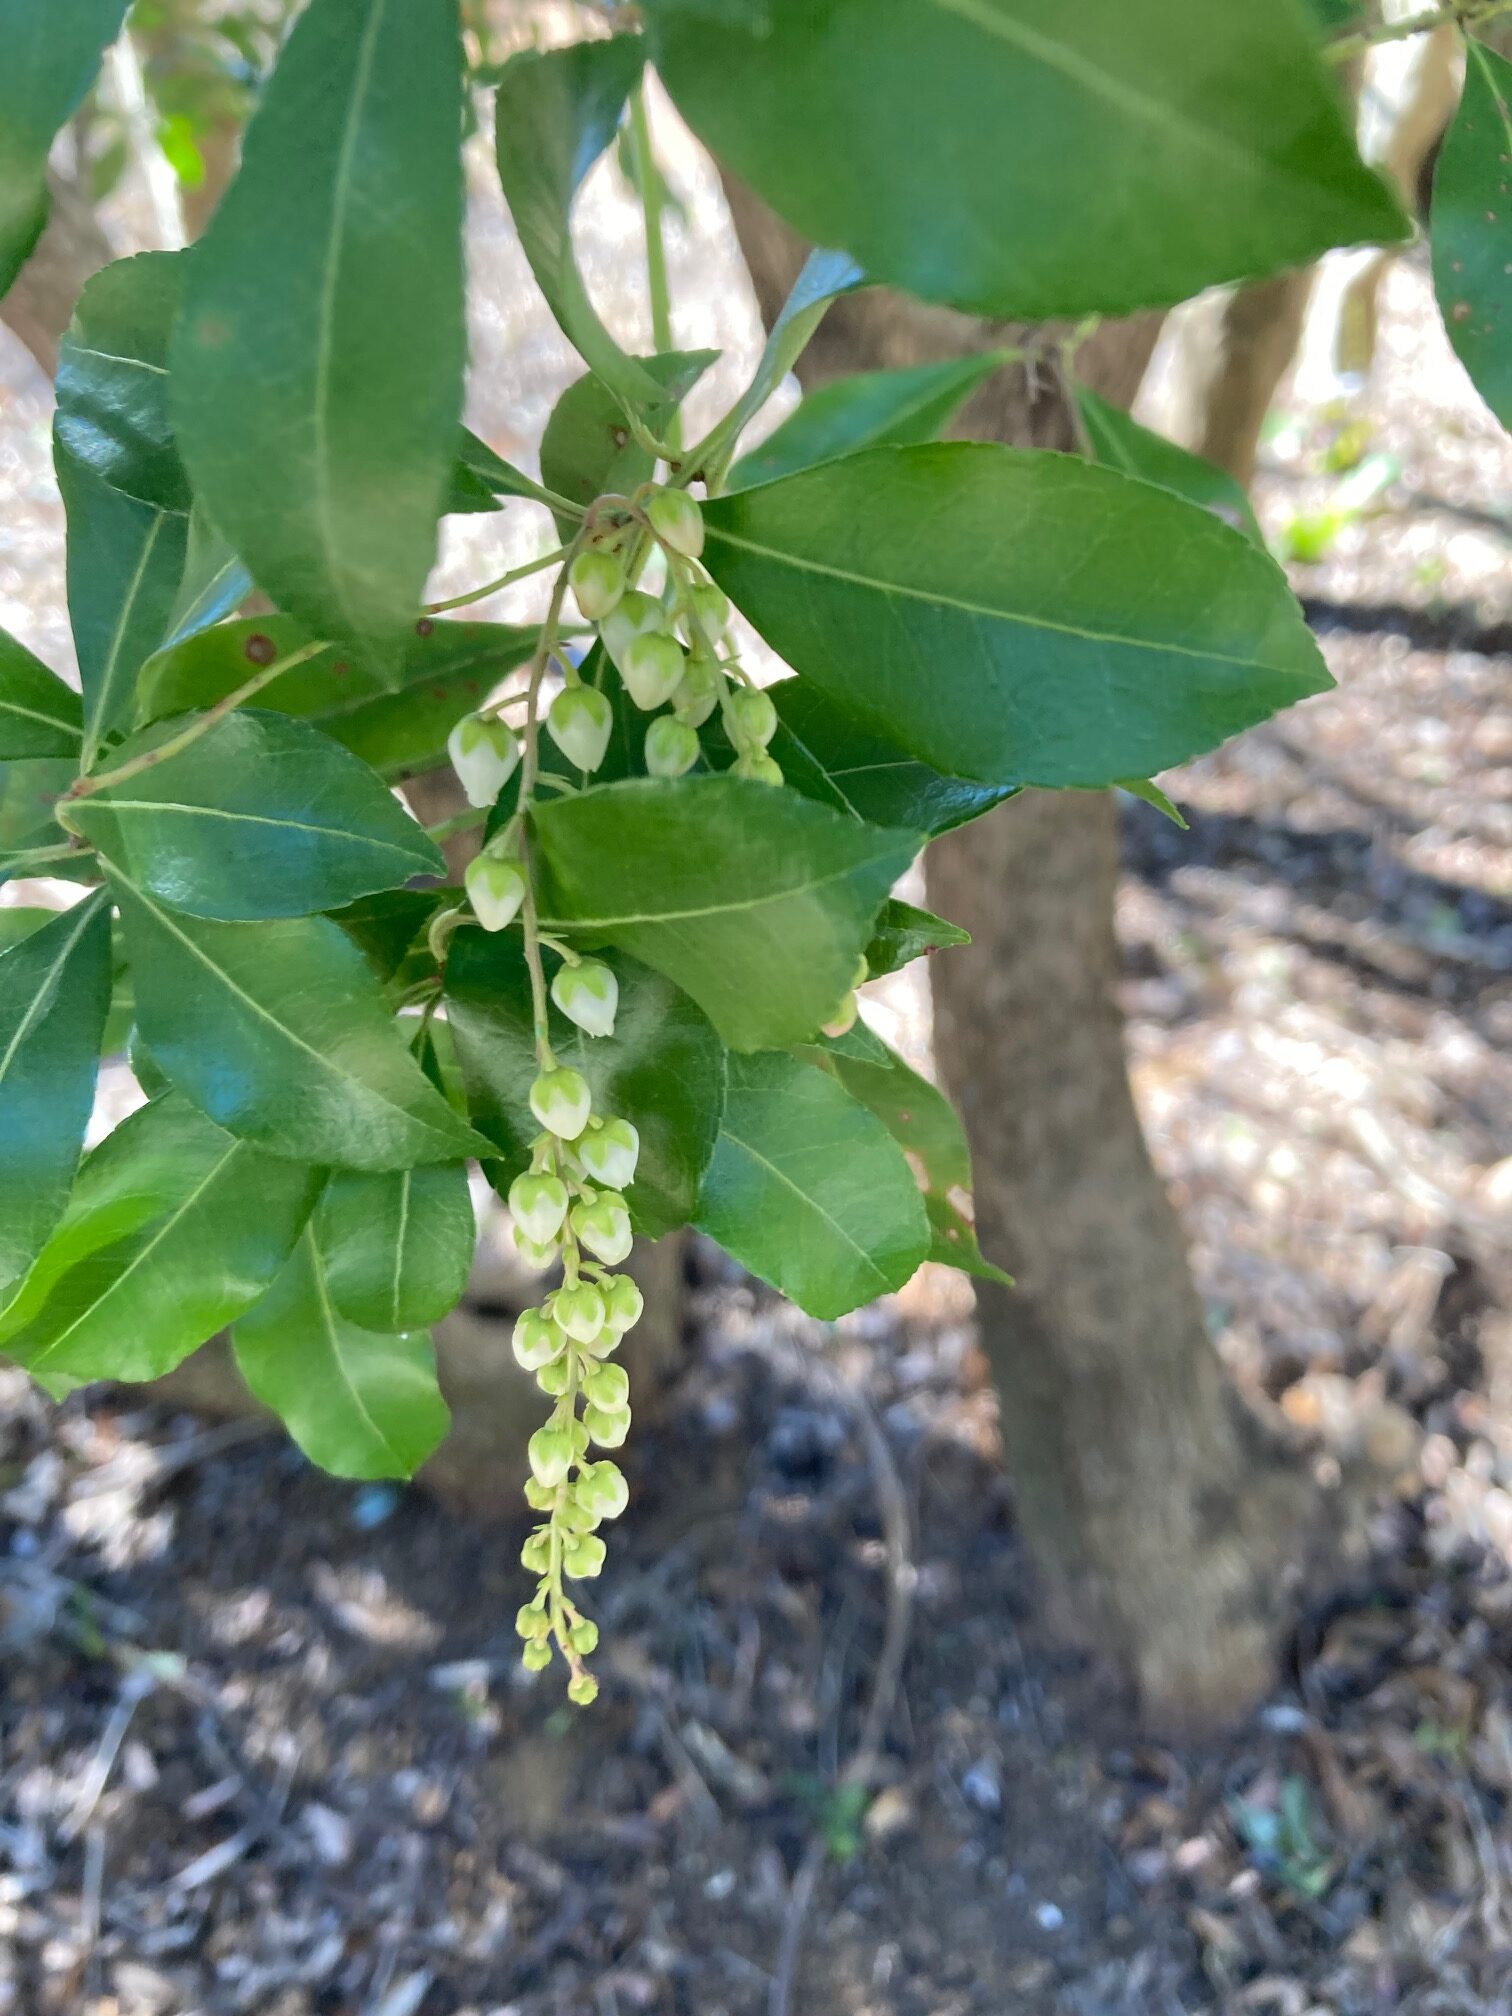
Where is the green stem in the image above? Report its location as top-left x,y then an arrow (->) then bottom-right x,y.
630,87 -> 675,347
425,543 -> 570,614
426,804 -> 488,843
65,640 -> 330,801
1,840 -> 92,872
1325,0 -> 1512,60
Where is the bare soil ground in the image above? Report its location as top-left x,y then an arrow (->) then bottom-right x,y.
2,82 -> 1511,2016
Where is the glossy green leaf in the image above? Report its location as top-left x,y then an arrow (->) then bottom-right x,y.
55,251 -> 189,513
137,615 -> 536,779
694,1048 -> 928,1317
71,710 -> 442,919
173,0 -> 465,667
493,35 -> 664,413
446,935 -> 724,1237
702,443 -> 1332,789
1072,383 -> 1264,544
0,909 -> 53,954
541,350 -> 717,534
651,0 -> 1407,321
816,1038 -> 1009,1285
705,678 -> 1016,836
317,1162 -> 474,1332
533,778 -> 917,1051
0,759 -> 78,874
113,878 -> 487,1170
0,628 -> 82,759
1431,40 -> 1512,432
58,447 -> 188,765
0,894 -> 110,1295
163,511 -> 254,649
447,429 -> 576,517
331,888 -> 448,982
0,1093 -> 320,1382
729,351 -> 1007,490
863,899 -> 969,979
233,1224 -> 449,1479
0,0 -> 129,295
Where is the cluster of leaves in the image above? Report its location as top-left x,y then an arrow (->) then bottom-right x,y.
0,0 -> 1504,1532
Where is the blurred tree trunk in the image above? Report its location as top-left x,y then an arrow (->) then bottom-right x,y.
0,170 -> 112,378
726,181 -> 1331,1732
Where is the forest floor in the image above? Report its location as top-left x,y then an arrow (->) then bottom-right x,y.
2,73 -> 1512,2016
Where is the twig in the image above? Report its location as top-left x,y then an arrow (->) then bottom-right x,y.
61,1666 -> 156,1843
1325,0 -> 1512,61
769,1374 -> 915,2016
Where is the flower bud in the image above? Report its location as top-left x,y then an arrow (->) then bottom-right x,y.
567,1671 -> 600,1704
520,1528 -> 551,1573
687,580 -> 729,637
571,1194 -> 633,1267
734,751 -> 784,787
509,1172 -> 570,1245
528,1425 -> 573,1488
602,1273 -> 644,1332
552,1281 -> 607,1343
529,1065 -> 592,1140
513,1231 -> 560,1271
536,1357 -> 571,1396
645,716 -> 700,778
512,1308 -> 566,1371
569,547 -> 626,621
578,1459 -> 629,1521
464,852 -> 526,933
551,959 -> 618,1039
523,1476 -> 554,1511
516,1603 -> 550,1640
563,1532 -> 607,1580
620,631 -> 686,712
646,487 -> 705,559
674,656 -> 719,728
448,713 -> 520,808
522,1637 -> 552,1672
584,1360 -> 630,1412
569,1618 -> 600,1656
822,990 -> 858,1038
577,1116 -> 639,1190
852,954 -> 870,987
547,685 -> 613,772
569,1417 -> 591,1457
730,686 -> 778,749
600,589 -> 665,665
583,1402 -> 631,1449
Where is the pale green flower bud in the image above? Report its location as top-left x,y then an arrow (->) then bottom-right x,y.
569,547 -> 626,621
602,1273 -> 644,1332
448,713 -> 520,808
552,1281 -> 607,1343
464,852 -> 526,933
621,631 -> 686,711
536,1357 -> 571,1397
551,958 -> 618,1039
567,1671 -> 600,1704
673,656 -> 719,728
822,991 -> 859,1038
528,1425 -> 573,1488
584,1360 -> 630,1412
852,954 -> 870,987
600,589 -> 665,665
578,1116 -> 639,1189
730,686 -> 778,750
529,1065 -> 592,1140
687,580 -> 729,636
509,1172 -> 570,1245
520,1527 -> 551,1573
569,1618 -> 600,1656
513,1231 -> 559,1271
512,1308 -> 566,1371
569,1417 -> 591,1458
516,1603 -> 550,1641
578,1459 -> 629,1521
563,1532 -> 607,1580
571,1193 -> 633,1267
522,1637 -> 552,1672
645,716 -> 700,778
547,685 -> 613,772
583,1402 -> 631,1449
523,1476 -> 555,1512
646,487 -> 704,559
734,751 -> 784,787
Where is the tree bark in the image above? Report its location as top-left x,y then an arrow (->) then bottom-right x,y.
724,180 -> 1327,1731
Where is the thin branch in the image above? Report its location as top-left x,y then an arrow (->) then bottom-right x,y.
424,543 -> 569,614
1325,0 -> 1512,61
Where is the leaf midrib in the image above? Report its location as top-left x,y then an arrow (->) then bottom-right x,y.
0,896 -> 100,1088
538,840 -> 904,931
716,1124 -> 893,1294
310,1230 -> 406,1467
85,795 -> 431,863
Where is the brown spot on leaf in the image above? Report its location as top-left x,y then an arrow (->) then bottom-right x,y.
243,632 -> 277,666
415,617 -> 435,638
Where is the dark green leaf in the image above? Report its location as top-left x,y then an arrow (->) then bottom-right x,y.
1073,383 -> 1264,544
163,510 -> 254,648
541,350 -> 716,535
233,1223 -> 449,1478
0,1093 -> 320,1382
493,35 -> 663,413
0,908 -> 53,954
0,628 -> 82,759
863,899 -> 969,979
0,759 -> 78,873
533,777 -> 917,1051
729,351 -> 1006,489
0,0 -> 129,295
113,878 -> 488,1169
705,678 -> 1016,836
0,894 -> 110,1295
58,446 -> 188,765
445,935 -> 724,1238
702,443 -> 1332,789
650,0 -> 1407,320
447,429 -> 575,517
55,250 -> 189,513
1119,777 -> 1188,827
138,615 -> 536,778
72,710 -> 443,919
1431,40 -> 1512,432
331,888 -> 448,982
815,1038 -> 1009,1286
173,0 -> 465,667
694,1048 -> 928,1317
317,1162 -> 474,1332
